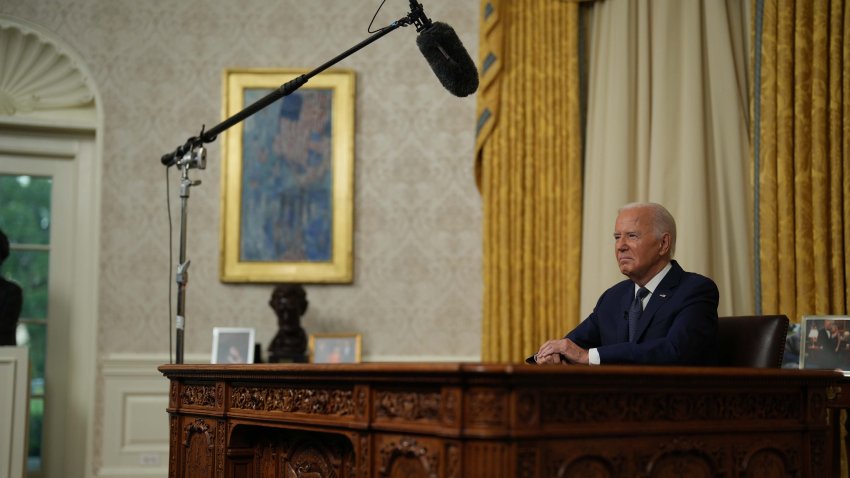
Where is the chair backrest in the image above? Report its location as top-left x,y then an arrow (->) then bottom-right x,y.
716,315 -> 789,367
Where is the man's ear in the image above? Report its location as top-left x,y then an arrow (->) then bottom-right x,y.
659,233 -> 671,256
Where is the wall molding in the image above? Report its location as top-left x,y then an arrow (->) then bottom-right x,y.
0,346 -> 29,478
97,354 -> 194,478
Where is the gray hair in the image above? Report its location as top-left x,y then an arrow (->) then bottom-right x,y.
619,202 -> 677,257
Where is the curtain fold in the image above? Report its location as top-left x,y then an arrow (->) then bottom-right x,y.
476,0 -> 583,362
581,0 -> 754,318
753,0 -> 849,322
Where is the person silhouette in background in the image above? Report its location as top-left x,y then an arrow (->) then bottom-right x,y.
0,228 -> 23,346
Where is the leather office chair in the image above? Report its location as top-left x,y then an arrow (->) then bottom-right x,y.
716,315 -> 789,367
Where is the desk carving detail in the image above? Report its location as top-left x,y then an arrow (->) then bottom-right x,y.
541,391 -> 802,423
636,436 -> 725,476
516,447 -> 539,478
181,385 -> 217,408
516,391 -> 539,426
375,391 -> 441,422
245,430 -> 355,478
180,418 -> 218,478
731,439 -> 797,476
169,417 -> 178,478
215,419 -> 225,478
358,435 -> 370,478
809,431 -> 827,473
231,386 -> 355,416
182,419 -> 213,449
548,455 -> 621,478
378,436 -> 439,478
467,390 -> 507,426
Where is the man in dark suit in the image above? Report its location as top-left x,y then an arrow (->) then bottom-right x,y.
533,203 -> 718,365
815,320 -> 841,369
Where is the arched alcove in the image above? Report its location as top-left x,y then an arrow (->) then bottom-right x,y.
0,20 -> 94,115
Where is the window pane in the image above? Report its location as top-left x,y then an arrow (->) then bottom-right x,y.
4,250 -> 49,319
28,397 -> 43,472
0,175 -> 52,245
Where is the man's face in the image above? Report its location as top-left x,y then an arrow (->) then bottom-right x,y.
613,207 -> 669,285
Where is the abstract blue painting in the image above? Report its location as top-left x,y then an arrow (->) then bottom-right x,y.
239,88 -> 334,262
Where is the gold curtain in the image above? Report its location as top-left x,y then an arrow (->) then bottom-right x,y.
753,0 -> 850,321
475,0 -> 583,362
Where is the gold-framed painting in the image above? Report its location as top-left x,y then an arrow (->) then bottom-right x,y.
220,68 -> 354,283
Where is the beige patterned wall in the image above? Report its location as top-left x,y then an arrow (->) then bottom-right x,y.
4,0 -> 482,360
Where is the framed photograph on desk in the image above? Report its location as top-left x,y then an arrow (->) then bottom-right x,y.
211,327 -> 256,364
800,315 -> 850,373
309,333 -> 361,363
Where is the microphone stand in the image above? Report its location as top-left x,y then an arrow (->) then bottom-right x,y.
161,11 -> 425,364
174,145 -> 206,365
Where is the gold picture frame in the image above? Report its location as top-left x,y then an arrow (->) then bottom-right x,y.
308,333 -> 362,363
220,68 -> 354,283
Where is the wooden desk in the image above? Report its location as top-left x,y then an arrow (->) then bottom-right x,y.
159,363 -> 841,478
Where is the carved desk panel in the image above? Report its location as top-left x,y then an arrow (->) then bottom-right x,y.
160,363 -> 841,478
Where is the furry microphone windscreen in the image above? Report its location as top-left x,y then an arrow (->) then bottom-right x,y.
416,22 -> 479,97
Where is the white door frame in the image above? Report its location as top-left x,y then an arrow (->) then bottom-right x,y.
0,125 -> 101,478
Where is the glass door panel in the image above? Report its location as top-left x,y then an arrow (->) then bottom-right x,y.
0,172 -> 54,475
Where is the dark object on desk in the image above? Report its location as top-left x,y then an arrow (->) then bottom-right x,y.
267,284 -> 308,363
252,343 -> 264,363
716,314 -> 789,368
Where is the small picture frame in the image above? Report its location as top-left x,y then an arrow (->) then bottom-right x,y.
800,315 -> 850,372
309,333 -> 362,364
211,327 -> 256,364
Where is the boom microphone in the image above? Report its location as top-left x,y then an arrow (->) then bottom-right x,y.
410,1 -> 479,97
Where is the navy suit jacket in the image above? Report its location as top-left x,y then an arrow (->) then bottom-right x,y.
566,260 -> 719,365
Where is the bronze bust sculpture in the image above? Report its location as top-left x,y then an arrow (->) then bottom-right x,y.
267,284 -> 308,363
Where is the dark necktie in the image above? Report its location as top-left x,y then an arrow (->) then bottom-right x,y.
628,287 -> 650,342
